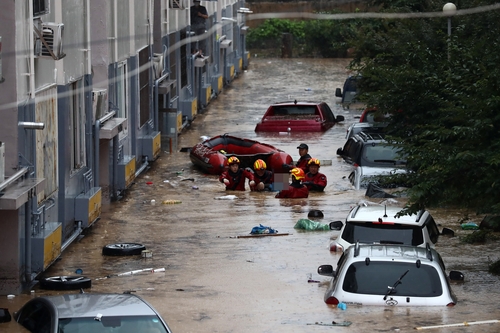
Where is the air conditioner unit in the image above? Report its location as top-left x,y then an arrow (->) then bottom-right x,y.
35,22 -> 65,60
92,89 -> 108,121
152,53 -> 164,79
33,0 -> 50,17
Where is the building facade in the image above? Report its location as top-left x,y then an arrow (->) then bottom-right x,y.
0,0 -> 250,295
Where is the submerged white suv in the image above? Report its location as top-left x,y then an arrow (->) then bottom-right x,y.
318,244 -> 464,307
330,204 -> 453,252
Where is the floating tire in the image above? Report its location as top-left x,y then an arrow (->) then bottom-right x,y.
102,243 -> 146,256
39,276 -> 92,290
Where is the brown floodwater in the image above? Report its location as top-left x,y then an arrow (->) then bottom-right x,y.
2,58 -> 500,333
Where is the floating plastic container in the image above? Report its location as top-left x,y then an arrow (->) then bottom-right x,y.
461,222 -> 479,230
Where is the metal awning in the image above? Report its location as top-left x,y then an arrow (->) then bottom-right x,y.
0,178 -> 45,210
99,118 -> 127,140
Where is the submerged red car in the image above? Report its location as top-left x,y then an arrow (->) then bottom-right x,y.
255,100 -> 344,132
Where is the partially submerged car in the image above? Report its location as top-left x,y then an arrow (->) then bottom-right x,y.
336,132 -> 407,190
14,292 -> 173,333
335,75 -> 361,109
329,204 -> 454,252
318,243 -> 464,306
254,100 -> 344,132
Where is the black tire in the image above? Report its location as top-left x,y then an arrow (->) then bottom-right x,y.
102,243 -> 146,256
39,276 -> 92,290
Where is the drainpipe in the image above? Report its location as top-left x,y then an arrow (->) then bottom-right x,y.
94,120 -> 100,188
112,135 -> 118,200
24,195 -> 32,284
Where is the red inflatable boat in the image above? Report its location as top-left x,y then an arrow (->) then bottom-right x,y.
189,134 -> 293,175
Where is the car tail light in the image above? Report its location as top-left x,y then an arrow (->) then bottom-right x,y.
325,296 -> 340,305
353,163 -> 359,167
330,243 -> 343,252
446,302 -> 456,307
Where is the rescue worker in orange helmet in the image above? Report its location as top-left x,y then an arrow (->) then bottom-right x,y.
249,159 -> 274,191
219,156 -> 255,191
303,158 -> 327,192
275,167 -> 309,198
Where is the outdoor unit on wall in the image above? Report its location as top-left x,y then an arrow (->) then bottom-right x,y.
34,22 -> 65,60
92,89 -> 108,121
33,0 -> 50,17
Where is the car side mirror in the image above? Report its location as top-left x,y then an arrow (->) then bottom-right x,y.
441,227 -> 455,237
335,115 -> 345,122
317,265 -> 335,277
329,221 -> 343,230
0,308 -> 11,323
336,148 -> 343,156
449,270 -> 464,281
335,88 -> 342,97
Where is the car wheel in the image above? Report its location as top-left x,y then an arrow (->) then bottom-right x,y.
39,276 -> 92,290
102,243 -> 146,256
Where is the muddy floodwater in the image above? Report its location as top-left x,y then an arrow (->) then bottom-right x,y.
2,58 -> 500,333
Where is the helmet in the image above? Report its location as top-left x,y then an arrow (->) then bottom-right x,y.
308,158 -> 320,167
227,156 -> 240,165
254,159 -> 267,170
290,168 -> 305,181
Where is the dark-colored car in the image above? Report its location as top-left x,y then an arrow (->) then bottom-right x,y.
14,292 -> 173,333
336,132 -> 405,168
254,100 -> 344,132
335,75 -> 361,109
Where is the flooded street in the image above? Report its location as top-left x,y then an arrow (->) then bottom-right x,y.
2,58 -> 500,332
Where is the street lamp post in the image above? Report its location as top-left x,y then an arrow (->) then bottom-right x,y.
443,2 -> 457,60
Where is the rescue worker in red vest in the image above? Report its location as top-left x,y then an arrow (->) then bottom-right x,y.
303,158 -> 327,192
219,156 -> 255,191
282,143 -> 312,173
275,167 -> 309,198
249,159 -> 274,191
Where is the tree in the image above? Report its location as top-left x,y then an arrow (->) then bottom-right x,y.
348,0 -> 500,215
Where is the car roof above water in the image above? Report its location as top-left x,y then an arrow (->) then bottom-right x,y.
346,243 -> 437,263
347,205 -> 428,226
43,293 -> 157,318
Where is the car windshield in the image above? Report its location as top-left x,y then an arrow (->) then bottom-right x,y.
342,223 -> 424,246
342,261 -> 443,297
361,144 -> 405,166
272,106 -> 317,116
59,315 -> 169,333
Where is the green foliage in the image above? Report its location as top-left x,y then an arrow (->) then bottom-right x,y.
347,0 -> 500,215
246,19 -> 306,49
246,11 -> 360,57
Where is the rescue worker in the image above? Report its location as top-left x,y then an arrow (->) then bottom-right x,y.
303,158 -> 327,192
249,159 -> 274,191
275,168 -> 309,198
219,156 -> 255,191
283,143 -> 312,173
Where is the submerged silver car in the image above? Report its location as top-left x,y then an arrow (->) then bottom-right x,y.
318,244 -> 464,307
329,204 -> 454,252
14,292 -> 173,333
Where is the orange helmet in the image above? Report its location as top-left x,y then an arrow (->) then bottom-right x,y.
253,159 -> 267,170
227,156 -> 240,165
290,168 -> 305,180
308,158 -> 320,167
